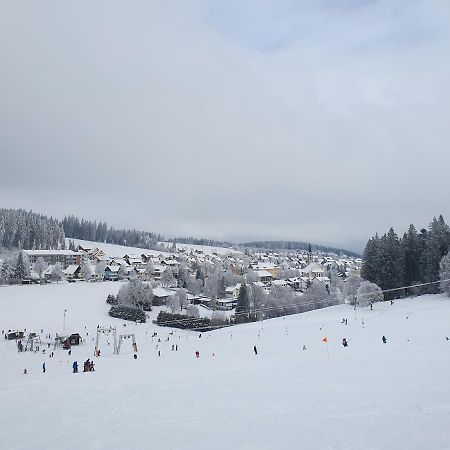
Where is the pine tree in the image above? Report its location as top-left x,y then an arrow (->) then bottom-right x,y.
236,283 -> 250,322
218,277 -> 226,299
401,224 -> 423,290
377,228 -> 403,297
1,261 -> 10,284
14,252 -> 29,280
439,253 -> 450,296
361,234 -> 382,285
422,217 -> 450,293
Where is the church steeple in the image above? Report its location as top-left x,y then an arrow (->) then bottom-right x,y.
306,243 -> 313,264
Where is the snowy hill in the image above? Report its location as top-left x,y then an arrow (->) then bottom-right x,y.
1,283 -> 450,450
66,238 -> 240,258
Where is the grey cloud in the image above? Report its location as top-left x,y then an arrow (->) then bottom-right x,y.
1,1 -> 449,252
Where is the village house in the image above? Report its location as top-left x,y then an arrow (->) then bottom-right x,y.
23,250 -> 86,269
256,270 -> 273,285
63,264 -> 82,280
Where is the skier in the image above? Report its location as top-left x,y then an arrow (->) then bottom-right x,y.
133,354 -> 137,360
23,369 -> 27,375
370,303 -> 373,310
342,338 -> 348,347
302,345 -> 307,351
175,345 -> 178,351
72,361 -> 78,373
382,336 -> 387,344
345,319 -> 348,325
42,362 -> 46,373
253,345 -> 258,355
195,351 -> 200,358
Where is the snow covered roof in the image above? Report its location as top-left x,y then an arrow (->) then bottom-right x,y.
23,250 -> 82,256
315,276 -> 330,282
254,262 -> 276,270
63,265 -> 81,275
256,270 -> 273,278
217,298 -> 236,304
105,265 -> 120,273
301,263 -> 325,273
153,287 -> 176,298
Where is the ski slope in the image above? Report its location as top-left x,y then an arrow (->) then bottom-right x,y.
1,283 -> 450,450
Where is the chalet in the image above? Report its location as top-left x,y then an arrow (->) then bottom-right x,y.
272,279 -> 287,287
104,265 -> 120,281
152,287 -> 176,304
251,262 -> 280,278
63,265 -> 82,280
217,298 -> 237,310
256,270 -> 273,285
66,333 -> 82,346
312,276 -> 331,290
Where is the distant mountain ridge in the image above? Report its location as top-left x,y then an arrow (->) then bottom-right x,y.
240,240 -> 361,258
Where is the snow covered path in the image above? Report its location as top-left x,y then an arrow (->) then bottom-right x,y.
1,283 -> 450,449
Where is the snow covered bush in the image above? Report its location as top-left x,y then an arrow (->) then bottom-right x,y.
186,304 -> 200,318
117,280 -> 153,311
303,283 -> 333,309
344,274 -> 362,306
211,311 -> 228,326
50,262 -> 63,283
109,305 -> 146,323
356,281 -> 383,306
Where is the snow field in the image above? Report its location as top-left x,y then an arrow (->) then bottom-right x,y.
0,283 -> 450,450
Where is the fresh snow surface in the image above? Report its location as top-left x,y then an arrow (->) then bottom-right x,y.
67,239 -> 173,258
1,283 -> 450,450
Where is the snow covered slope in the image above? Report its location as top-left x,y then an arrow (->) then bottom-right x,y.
67,238 -> 173,258
66,238 -> 239,258
1,283 -> 450,450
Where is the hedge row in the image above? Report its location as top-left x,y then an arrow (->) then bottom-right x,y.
156,311 -> 212,331
108,305 -> 146,323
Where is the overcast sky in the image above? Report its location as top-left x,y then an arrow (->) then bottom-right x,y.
1,1 -> 449,252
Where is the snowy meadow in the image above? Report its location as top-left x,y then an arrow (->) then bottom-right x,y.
1,282 -> 450,450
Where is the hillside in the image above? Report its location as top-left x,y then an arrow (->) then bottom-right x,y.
68,238 -> 240,258
1,283 -> 450,450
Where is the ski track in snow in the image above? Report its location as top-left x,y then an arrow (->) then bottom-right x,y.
0,282 -> 450,450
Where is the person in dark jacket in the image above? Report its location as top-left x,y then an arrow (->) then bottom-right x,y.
72,361 -> 78,373
42,362 -> 46,373
253,345 -> 258,355
382,336 -> 387,344
342,338 -> 348,347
